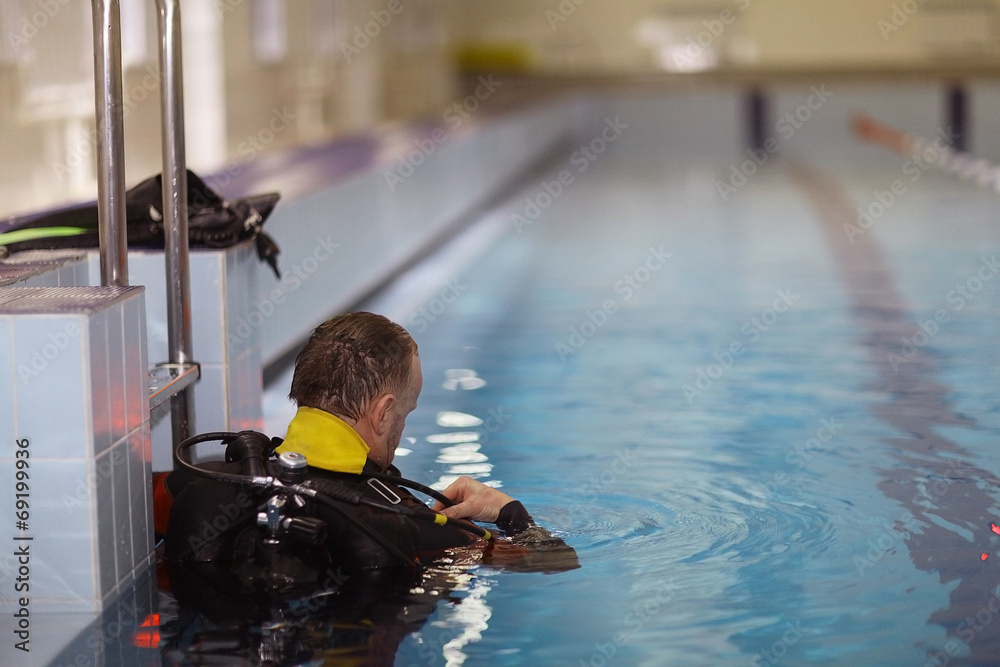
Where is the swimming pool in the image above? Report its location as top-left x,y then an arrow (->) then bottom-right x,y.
342,101 -> 1000,665
96,88 -> 1000,666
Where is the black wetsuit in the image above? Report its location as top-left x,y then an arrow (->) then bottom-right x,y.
159,457 -> 575,666
164,458 -> 533,572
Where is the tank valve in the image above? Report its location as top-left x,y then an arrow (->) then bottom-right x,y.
277,451 -> 308,485
257,494 -> 286,544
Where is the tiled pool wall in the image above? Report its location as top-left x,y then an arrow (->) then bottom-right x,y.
0,287 -> 151,655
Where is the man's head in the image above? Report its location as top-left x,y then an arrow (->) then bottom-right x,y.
289,312 -> 421,468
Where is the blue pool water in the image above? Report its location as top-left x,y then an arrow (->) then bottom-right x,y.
344,128 -> 1000,666
100,91 -> 1000,666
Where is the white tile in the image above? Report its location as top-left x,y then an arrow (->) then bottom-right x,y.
224,245 -> 244,334
0,319 -> 15,458
193,363 -> 228,432
88,309 -> 113,456
148,406 -> 173,472
0,483 -> 27,599
228,345 -> 263,431
86,251 -> 101,287
225,242 -> 259,359
104,302 -> 128,446
95,447 -> 119,599
187,363 -> 229,461
25,269 -> 59,288
56,264 -> 72,287
110,440 -> 136,589
123,289 -> 149,434
127,251 -> 167,363
132,559 -> 157,617
190,251 -> 226,364
68,260 -> 88,286
0,611 -> 98,666
13,315 -> 90,458
128,425 -> 153,567
13,459 -> 98,605
119,570 -> 158,665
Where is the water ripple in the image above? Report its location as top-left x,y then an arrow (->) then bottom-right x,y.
671,485 -> 840,565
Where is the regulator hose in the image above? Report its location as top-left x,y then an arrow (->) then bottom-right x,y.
174,432 -> 492,558
176,431 -> 417,568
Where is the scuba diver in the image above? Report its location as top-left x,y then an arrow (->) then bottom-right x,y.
153,312 -> 578,665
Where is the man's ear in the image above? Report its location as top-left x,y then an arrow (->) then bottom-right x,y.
369,393 -> 396,436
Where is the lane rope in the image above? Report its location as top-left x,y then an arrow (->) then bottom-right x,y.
851,113 -> 1000,193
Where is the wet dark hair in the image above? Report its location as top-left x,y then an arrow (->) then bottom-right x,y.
289,312 -> 417,421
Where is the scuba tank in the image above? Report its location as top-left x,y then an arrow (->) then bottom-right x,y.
166,430 -> 492,594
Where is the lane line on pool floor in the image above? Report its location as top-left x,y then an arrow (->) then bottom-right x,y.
789,161 -> 1000,664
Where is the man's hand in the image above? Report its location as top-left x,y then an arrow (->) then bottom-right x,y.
434,475 -> 515,523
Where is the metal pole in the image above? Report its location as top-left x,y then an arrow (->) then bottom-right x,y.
946,82 -> 968,153
90,0 -> 128,287
156,0 -> 195,446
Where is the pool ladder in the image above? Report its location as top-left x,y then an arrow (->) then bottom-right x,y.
91,0 -> 198,446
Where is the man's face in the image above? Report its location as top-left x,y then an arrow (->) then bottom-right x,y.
375,353 -> 422,468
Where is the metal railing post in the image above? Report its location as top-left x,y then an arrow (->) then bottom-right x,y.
156,0 -> 196,448
90,0 -> 128,287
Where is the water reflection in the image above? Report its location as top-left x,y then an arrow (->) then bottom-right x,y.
158,548 -> 488,666
437,411 -> 484,427
436,442 -> 493,478
436,443 -> 488,464
157,534 -> 578,665
793,164 -> 1000,663
440,575 -> 494,667
427,431 -> 481,444
442,368 -> 487,390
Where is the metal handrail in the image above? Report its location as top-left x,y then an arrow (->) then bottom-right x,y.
156,0 -> 196,447
90,0 -> 197,450
90,0 -> 128,287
